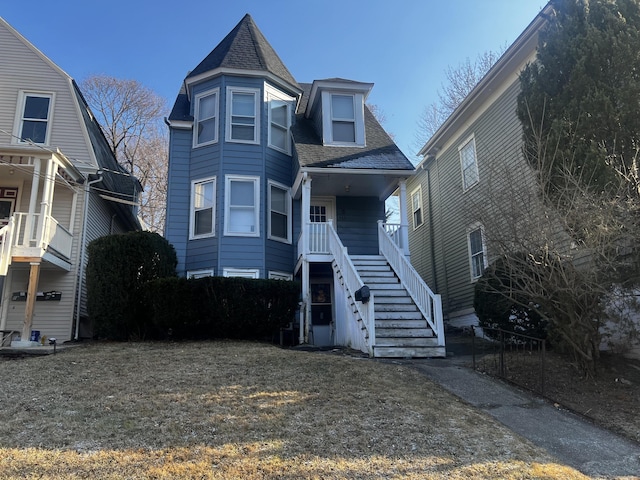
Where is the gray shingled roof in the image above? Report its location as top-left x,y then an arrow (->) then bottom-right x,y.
292,83 -> 414,171
186,14 -> 299,90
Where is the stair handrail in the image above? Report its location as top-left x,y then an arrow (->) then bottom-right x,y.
326,222 -> 375,355
0,216 -> 15,276
378,221 -> 444,346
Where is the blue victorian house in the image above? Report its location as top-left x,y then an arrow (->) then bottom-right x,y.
164,14 -> 444,357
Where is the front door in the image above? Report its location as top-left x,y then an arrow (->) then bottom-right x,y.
0,187 -> 18,227
311,279 -> 333,346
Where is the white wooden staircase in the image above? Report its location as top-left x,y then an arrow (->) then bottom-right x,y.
349,255 -> 446,358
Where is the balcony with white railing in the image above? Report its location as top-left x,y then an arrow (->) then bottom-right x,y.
0,212 -> 73,272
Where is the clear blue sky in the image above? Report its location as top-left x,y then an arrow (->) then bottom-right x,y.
2,0 -> 545,161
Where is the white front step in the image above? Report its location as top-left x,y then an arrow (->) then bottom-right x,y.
373,346 -> 446,358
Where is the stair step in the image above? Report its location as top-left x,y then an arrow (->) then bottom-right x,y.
375,297 -> 414,305
375,319 -> 428,329
375,337 -> 439,347
375,311 -> 423,320
376,303 -> 418,312
375,328 -> 435,337
369,289 -> 408,297
360,271 -> 396,278
373,346 -> 446,358
360,277 -> 398,284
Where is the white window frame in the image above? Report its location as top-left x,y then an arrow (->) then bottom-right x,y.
190,177 -> 216,239
224,175 -> 260,237
187,269 -> 214,279
411,186 -> 423,230
13,91 -> 54,145
193,88 -> 219,147
268,180 -> 292,244
321,91 -> 365,146
459,135 -> 479,191
223,268 -> 260,279
226,87 -> 260,144
269,271 -> 293,281
467,224 -> 488,281
266,86 -> 294,155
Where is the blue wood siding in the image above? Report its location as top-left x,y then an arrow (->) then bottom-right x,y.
336,196 -> 384,255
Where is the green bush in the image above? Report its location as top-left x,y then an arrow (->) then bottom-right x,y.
86,231 -> 178,340
474,255 -> 548,340
143,276 -> 299,340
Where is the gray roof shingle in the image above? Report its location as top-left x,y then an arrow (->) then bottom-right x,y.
187,14 -> 299,90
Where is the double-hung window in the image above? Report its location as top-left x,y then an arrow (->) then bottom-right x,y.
331,94 -> 356,143
190,177 -> 216,239
468,225 -> 487,280
225,175 -> 259,236
226,87 -> 260,144
459,136 -> 479,190
193,88 -> 218,147
16,92 -> 53,144
411,187 -> 423,229
268,181 -> 291,243
266,86 -> 294,154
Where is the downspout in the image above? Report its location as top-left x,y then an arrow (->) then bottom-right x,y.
74,172 -> 103,340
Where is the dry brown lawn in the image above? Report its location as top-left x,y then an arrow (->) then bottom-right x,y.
0,341 -> 591,479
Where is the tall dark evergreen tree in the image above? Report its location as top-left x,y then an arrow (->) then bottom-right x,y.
517,0 -> 640,195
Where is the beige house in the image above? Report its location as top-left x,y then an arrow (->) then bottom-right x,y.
0,17 -> 139,346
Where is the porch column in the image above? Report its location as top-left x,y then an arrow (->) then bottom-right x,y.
36,157 -> 58,249
398,179 -> 410,257
300,174 -> 311,344
21,261 -> 41,343
25,158 -> 41,246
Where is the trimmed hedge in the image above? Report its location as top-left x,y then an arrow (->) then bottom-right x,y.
142,276 -> 300,340
86,231 -> 178,340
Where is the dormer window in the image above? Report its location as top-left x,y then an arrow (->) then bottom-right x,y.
15,92 -> 53,145
331,94 -> 357,143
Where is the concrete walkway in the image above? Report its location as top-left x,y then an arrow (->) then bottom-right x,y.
405,353 -> 640,478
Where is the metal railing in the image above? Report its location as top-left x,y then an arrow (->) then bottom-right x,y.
471,326 -> 547,396
326,222 -> 375,355
378,221 -> 444,346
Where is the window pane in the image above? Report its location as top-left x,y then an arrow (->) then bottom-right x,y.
194,182 -> 214,209
271,104 -> 287,127
271,126 -> 286,150
230,181 -> 254,206
198,118 -> 216,144
232,124 -> 254,141
271,211 -> 287,238
414,209 -> 422,226
469,229 -> 483,254
472,253 -> 485,278
332,95 -> 354,119
194,208 -> 213,235
199,94 -> 216,120
230,207 -> 255,233
271,186 -> 286,213
232,93 -> 255,116
332,121 -> 355,142
21,121 -> 47,143
24,96 -> 49,120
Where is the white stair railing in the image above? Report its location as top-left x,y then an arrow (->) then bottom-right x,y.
378,221 -> 445,347
326,222 -> 376,355
0,217 -> 15,276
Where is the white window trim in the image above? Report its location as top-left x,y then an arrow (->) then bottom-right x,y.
321,91 -> 365,146
265,86 -> 294,155
224,175 -> 260,237
269,271 -> 293,281
467,223 -> 488,282
187,269 -> 214,279
13,91 -> 55,145
459,135 -> 480,191
410,186 -> 424,230
189,177 -> 216,240
225,86 -> 260,144
268,180 -> 292,244
223,268 -> 260,279
193,88 -> 219,148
